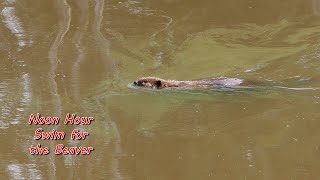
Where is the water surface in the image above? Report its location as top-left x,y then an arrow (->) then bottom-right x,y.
1,0 -> 320,179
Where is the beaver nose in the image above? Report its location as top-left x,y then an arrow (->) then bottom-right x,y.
133,81 -> 137,85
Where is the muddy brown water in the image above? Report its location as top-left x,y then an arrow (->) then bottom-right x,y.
1,0 -> 320,179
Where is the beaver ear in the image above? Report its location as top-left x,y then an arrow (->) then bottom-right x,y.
155,80 -> 162,88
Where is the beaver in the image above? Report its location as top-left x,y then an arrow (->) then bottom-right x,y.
132,76 -> 247,89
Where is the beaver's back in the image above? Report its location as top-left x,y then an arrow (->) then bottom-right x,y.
211,78 -> 243,87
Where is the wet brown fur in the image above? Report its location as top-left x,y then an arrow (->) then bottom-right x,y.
132,76 -> 242,89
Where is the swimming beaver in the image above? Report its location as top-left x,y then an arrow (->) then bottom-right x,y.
132,76 -> 246,89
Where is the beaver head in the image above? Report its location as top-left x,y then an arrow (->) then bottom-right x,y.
133,77 -> 166,89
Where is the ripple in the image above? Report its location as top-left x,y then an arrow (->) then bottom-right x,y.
149,15 -> 174,66
274,86 -> 320,91
120,0 -> 175,66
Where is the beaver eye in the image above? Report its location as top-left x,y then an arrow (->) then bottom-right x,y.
143,80 -> 148,83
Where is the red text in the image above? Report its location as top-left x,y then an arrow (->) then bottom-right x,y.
71,129 -> 89,140
55,144 -> 94,155
64,113 -> 94,125
29,144 -> 50,155
34,128 -> 65,140
28,113 -> 59,125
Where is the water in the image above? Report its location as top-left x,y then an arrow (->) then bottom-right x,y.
1,0 -> 320,179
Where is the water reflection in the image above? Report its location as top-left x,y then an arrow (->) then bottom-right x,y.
120,0 -> 175,66
72,0 -> 89,101
48,0 -> 71,117
1,0 -> 28,51
312,0 -> 320,15
45,1 -> 71,179
11,73 -> 32,124
93,0 -> 118,76
93,1 -> 123,179
1,0 -> 33,126
149,14 -> 173,66
7,163 -> 42,179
